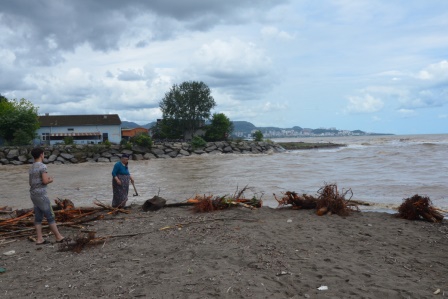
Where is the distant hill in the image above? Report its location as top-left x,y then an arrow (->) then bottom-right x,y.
121,121 -> 155,129
232,121 -> 256,132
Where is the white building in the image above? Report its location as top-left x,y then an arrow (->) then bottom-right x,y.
37,114 -> 122,145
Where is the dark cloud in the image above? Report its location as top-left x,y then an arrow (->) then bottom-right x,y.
1,0 -> 287,65
117,69 -> 145,81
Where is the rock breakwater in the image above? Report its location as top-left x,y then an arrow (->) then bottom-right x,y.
0,141 -> 284,165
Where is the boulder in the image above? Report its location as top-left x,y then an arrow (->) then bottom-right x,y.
48,154 -> 57,162
6,149 -> 19,159
60,153 -> 74,160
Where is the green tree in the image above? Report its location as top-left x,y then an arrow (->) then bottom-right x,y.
131,132 -> 153,148
252,130 -> 263,142
0,97 -> 39,145
204,113 -> 233,141
151,118 -> 184,140
159,81 -> 216,139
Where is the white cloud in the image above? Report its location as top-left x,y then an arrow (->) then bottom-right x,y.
261,26 -> 294,41
345,94 -> 384,113
189,38 -> 275,100
416,60 -> 448,81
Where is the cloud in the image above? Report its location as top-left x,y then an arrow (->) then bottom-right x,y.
0,0 -> 287,66
345,94 -> 384,113
117,69 -> 145,81
261,26 -> 294,41
189,38 -> 276,100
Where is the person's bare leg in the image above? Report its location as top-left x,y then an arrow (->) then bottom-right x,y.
48,223 -> 64,242
35,224 -> 44,244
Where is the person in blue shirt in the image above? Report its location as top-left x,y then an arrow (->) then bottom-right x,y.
111,153 -> 134,208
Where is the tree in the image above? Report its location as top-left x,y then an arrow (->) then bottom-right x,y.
159,81 -> 216,139
0,96 -> 39,145
252,130 -> 263,141
151,118 -> 184,140
204,113 -> 233,141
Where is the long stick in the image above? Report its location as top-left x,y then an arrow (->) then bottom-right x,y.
131,181 -> 139,196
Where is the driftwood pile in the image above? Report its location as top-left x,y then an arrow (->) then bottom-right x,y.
274,183 -> 359,216
397,194 -> 444,223
1,187 -> 446,253
0,199 -> 130,242
141,185 -> 263,213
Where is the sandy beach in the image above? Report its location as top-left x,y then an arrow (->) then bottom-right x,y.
1,204 -> 447,298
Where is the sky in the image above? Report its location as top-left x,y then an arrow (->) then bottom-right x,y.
1,0 -> 447,135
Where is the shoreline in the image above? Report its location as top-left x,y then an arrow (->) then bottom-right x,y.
1,205 -> 446,298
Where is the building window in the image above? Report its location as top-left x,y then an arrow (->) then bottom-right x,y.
68,128 -> 74,131
42,133 -> 50,141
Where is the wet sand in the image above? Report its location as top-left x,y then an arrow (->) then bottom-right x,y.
1,205 -> 447,298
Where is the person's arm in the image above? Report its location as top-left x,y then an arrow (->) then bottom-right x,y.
42,172 -> 53,185
112,163 -> 122,185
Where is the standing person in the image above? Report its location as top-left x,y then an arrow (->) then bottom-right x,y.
111,153 -> 134,208
29,147 -> 65,245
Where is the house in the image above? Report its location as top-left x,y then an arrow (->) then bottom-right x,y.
121,127 -> 150,141
37,114 -> 122,145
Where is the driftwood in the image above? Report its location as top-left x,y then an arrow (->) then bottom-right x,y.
142,196 -> 167,211
190,186 -> 263,213
397,194 -> 444,223
274,183 -> 358,216
142,186 -> 263,213
0,201 -> 129,240
315,184 -> 357,216
273,191 -> 317,209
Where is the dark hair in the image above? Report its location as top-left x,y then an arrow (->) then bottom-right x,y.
31,147 -> 44,159
121,154 -> 130,158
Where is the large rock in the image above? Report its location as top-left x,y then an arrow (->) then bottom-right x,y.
60,153 -> 74,160
132,145 -> 149,154
222,146 -> 233,153
6,149 -> 19,159
205,145 -> 217,152
179,149 -> 190,156
151,148 -> 165,157
168,150 -> 178,158
48,154 -> 57,162
101,152 -> 113,158
18,155 -> 28,162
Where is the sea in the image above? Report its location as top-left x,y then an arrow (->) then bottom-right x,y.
2,134 -> 447,213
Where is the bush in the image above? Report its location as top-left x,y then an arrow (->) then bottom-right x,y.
102,140 -> 112,148
131,133 -> 152,148
63,136 -> 74,145
191,135 -> 206,149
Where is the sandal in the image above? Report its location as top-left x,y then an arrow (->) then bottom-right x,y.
36,240 -> 50,245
